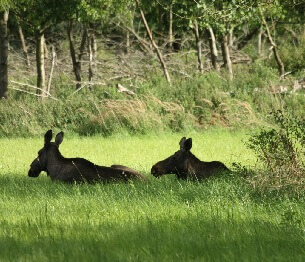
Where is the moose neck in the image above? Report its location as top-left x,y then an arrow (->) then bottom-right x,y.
187,151 -> 201,165
183,152 -> 203,175
46,146 -> 65,179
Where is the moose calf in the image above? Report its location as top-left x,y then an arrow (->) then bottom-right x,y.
151,137 -> 229,181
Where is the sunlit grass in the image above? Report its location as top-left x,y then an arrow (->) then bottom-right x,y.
0,131 -> 304,261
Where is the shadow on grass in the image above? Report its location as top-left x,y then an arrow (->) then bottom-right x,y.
0,214 -> 304,262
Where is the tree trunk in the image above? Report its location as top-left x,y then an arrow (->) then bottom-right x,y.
168,1 -> 173,51
17,22 -> 30,67
260,10 -> 285,78
44,41 -> 49,59
88,29 -> 94,89
35,32 -> 46,96
79,24 -> 87,67
126,30 -> 130,53
126,6 -> 136,54
229,28 -> 234,50
67,20 -> 82,90
221,34 -> 233,81
207,26 -> 219,71
47,45 -> 56,94
193,20 -> 203,73
135,0 -> 171,84
258,25 -> 263,56
0,10 -> 9,99
157,0 -> 163,46
91,30 -> 96,63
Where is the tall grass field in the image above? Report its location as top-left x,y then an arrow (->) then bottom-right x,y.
0,131 -> 304,261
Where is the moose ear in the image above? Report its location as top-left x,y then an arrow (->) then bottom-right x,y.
184,138 -> 192,151
179,137 -> 186,150
44,130 -> 53,145
55,131 -> 64,147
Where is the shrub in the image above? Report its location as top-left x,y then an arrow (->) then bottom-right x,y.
244,110 -> 305,194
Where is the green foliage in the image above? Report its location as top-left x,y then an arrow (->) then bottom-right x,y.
278,36 -> 305,72
245,110 -> 305,194
0,0 -> 11,10
247,110 -> 305,169
13,0 -> 78,33
177,0 -> 258,36
75,0 -> 131,23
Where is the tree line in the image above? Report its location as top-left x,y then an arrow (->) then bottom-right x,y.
0,0 -> 305,99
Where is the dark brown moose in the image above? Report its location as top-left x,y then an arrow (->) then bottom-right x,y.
151,137 -> 230,180
28,130 -> 146,183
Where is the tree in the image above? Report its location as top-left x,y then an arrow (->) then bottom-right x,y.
173,0 -> 252,77
66,0 -> 131,89
0,0 -> 10,98
13,0 -> 78,97
257,0 -> 305,77
16,19 -> 30,67
193,20 -> 204,73
0,9 -> 8,98
168,0 -> 173,51
205,0 -> 255,80
67,21 -> 87,90
260,6 -> 285,78
207,26 -> 219,71
135,0 -> 171,83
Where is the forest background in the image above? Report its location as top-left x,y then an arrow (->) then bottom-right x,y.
0,0 -> 304,137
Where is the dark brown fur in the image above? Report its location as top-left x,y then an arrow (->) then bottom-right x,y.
111,165 -> 144,177
151,137 -> 230,181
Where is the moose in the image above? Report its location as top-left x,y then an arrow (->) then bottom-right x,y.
151,137 -> 230,181
28,130 -> 146,183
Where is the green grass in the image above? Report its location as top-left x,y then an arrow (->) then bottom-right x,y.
0,131 -> 304,261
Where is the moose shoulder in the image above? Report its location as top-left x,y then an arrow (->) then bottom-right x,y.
28,130 -> 146,183
151,137 -> 230,181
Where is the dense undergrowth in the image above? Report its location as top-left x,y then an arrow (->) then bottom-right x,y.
1,61 -> 305,138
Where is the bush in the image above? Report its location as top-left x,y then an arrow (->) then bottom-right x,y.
244,110 -> 305,194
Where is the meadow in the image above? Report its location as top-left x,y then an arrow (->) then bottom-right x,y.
0,131 -> 304,261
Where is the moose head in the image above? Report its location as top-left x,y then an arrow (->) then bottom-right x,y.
151,137 -> 194,180
28,130 -> 63,178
